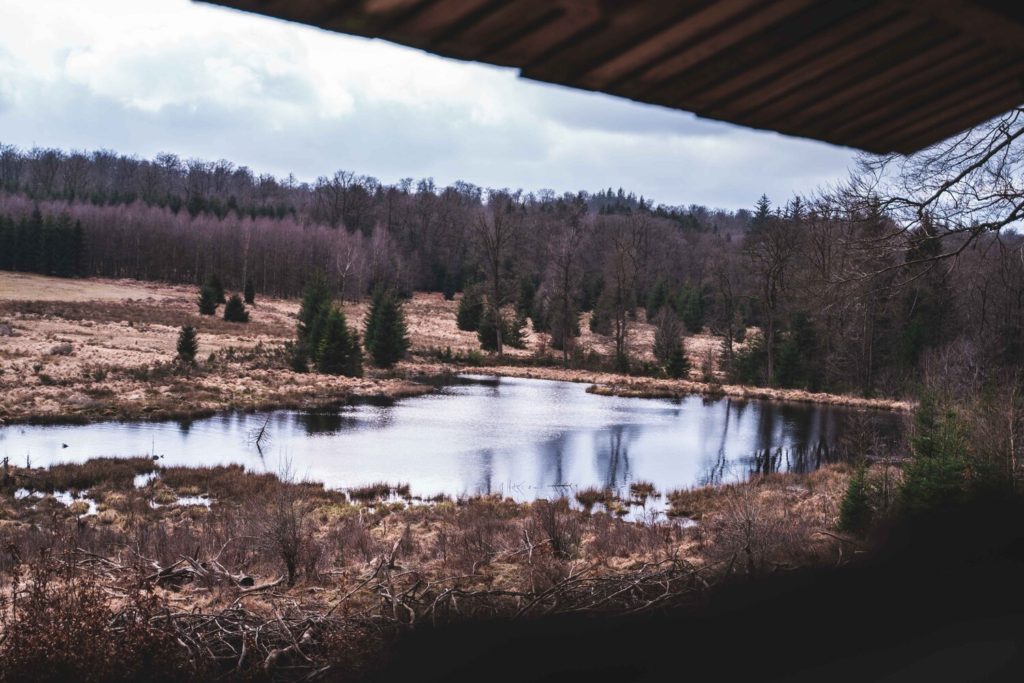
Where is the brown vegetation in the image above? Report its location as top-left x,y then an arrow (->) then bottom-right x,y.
0,457 -> 860,681
1,273 -> 908,424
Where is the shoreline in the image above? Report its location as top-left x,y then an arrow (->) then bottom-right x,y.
2,363 -> 911,426
425,363 -> 914,413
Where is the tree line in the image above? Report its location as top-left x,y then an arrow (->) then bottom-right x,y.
1,141 -> 1022,398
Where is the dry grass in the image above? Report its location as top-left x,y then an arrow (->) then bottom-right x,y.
1,273 -> 910,423
0,457 -> 865,680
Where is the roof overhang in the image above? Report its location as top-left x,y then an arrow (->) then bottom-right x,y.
201,0 -> 1024,154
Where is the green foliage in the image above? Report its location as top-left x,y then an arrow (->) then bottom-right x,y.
838,463 -> 873,535
0,209 -> 86,277
774,312 -> 820,389
589,297 -> 613,335
364,288 -> 410,368
222,294 -> 249,323
900,394 -> 970,514
243,278 -> 255,305
441,272 -> 457,301
515,276 -> 537,319
294,272 -> 333,371
548,304 -> 580,351
477,307 -> 526,352
666,345 -> 691,379
203,274 -> 226,304
644,279 -> 672,320
197,284 -> 219,315
675,284 -> 705,333
317,308 -> 363,377
456,287 -> 484,331
176,325 -> 198,363
728,332 -> 767,385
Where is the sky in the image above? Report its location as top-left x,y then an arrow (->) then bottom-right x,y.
0,0 -> 858,210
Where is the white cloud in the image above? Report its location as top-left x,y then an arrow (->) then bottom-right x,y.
0,0 -> 856,209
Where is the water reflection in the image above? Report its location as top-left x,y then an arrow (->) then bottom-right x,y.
0,375 -> 900,500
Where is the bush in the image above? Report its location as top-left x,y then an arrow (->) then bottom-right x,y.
364,287 -> 410,368
0,555 -> 190,683
223,294 -> 249,323
176,325 -> 198,363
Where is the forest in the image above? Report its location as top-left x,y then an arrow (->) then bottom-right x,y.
2,132 -> 1022,400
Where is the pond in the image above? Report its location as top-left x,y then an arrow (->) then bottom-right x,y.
0,375 -> 901,501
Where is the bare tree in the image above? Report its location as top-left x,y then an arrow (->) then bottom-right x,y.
545,195 -> 589,365
840,106 -> 1024,267
474,190 -> 524,355
744,199 -> 799,383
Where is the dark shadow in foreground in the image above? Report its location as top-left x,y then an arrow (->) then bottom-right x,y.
360,500 -> 1024,683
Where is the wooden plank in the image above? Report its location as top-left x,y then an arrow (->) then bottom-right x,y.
202,0 -> 1024,153
526,1 -> 713,83
388,0 -> 495,47
725,13 -> 924,116
796,48 -> 1004,144
855,75 -> 1023,150
626,0 -> 818,89
578,0 -> 763,88
829,57 -> 1015,141
468,6 -> 568,63
642,0 -> 883,108
894,93 -> 1024,153
745,27 -> 956,130
787,38 -> 977,123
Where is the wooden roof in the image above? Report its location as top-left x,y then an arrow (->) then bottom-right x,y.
203,0 -> 1024,153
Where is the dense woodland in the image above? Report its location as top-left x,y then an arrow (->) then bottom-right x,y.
1,137 -> 1022,399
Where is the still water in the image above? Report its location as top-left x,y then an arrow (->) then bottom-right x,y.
0,375 -> 899,500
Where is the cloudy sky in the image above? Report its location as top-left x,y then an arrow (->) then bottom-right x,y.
0,0 -> 858,210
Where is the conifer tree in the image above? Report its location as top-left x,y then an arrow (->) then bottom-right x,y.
317,308 -> 363,377
198,284 -> 219,315
244,278 -> 256,305
666,344 -> 691,379
176,325 -> 198,363
294,272 -> 333,370
838,463 -> 872,535
204,273 -> 226,304
456,287 -> 483,331
223,293 -> 249,322
364,288 -> 410,368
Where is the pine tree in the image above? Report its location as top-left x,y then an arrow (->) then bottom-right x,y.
294,272 -> 332,370
838,463 -> 873,535
244,278 -> 255,305
198,284 -> 219,315
364,288 -> 410,368
666,344 -> 691,379
176,325 -> 198,363
223,294 -> 249,322
317,308 -> 363,377
456,287 -> 483,331
204,274 -> 226,304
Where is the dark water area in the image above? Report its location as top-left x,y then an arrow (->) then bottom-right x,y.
0,375 -> 901,499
